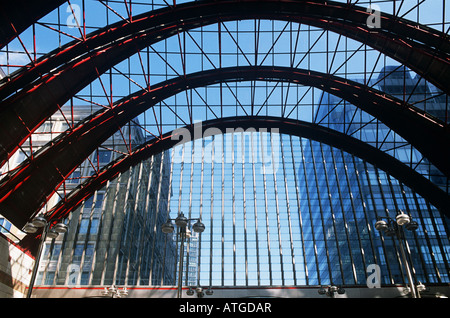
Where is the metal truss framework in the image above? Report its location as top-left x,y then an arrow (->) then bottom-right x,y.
0,0 -> 449,167
19,116 -> 449,254
0,0 -> 448,238
0,66 -> 448,230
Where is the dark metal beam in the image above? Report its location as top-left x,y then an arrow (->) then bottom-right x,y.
1,0 -> 449,167
0,66 -> 448,229
18,116 -> 450,255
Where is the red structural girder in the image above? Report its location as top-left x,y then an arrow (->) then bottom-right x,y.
0,66 -> 448,229
0,0 -> 449,168
19,116 -> 450,255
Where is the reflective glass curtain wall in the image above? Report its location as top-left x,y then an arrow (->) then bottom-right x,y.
36,130 -> 450,288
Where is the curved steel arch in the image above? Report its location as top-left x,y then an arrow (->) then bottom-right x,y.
19,116 -> 450,254
0,0 -> 449,167
0,66 -> 448,229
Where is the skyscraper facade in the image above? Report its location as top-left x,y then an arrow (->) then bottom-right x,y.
22,106 -> 178,288
301,66 -> 449,286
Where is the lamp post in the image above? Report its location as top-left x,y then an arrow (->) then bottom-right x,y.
161,212 -> 205,298
375,210 -> 421,298
101,285 -> 129,298
318,285 -> 345,297
186,286 -> 214,298
23,213 -> 68,298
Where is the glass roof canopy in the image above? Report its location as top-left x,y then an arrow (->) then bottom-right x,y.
1,0 -> 448,201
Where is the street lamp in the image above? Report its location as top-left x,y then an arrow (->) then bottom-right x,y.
161,212 -> 205,298
101,285 -> 129,298
318,285 -> 345,297
22,213 -> 68,298
186,286 -> 214,298
374,210 -> 422,298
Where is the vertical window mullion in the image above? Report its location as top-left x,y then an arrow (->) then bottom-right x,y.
279,134 -> 297,284
270,132 -> 285,285
161,148 -> 176,286
290,135 -> 307,285
241,131 -> 249,286
340,149 -> 367,284
374,167 -> 406,285
251,131 -> 261,286
329,147 -> 357,284
318,143 -> 344,285
260,131 -> 273,285
298,137 -> 318,285
350,156 -> 379,271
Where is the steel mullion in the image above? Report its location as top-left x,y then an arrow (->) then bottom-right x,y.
221,134 -> 225,286
424,200 -> 449,283
132,160 -> 148,286
240,131 -> 249,286
411,192 -> 442,284
198,138 -> 205,287
161,148 -> 176,285
294,28 -> 327,69
258,21 -> 290,66
122,164 -> 140,286
332,42 -> 365,75
184,29 -> 247,118
398,181 -> 429,284
209,137 -> 215,287
185,136 -> 195,287
329,146 -> 358,284
279,134 -> 297,284
220,22 -> 252,66
259,131 -> 273,286
62,190 -> 83,286
399,0 -> 426,19
339,149 -> 368,284
250,131 -> 261,285
289,135 -> 307,285
87,187 -> 109,285
111,168 -> 134,286
50,210 -> 67,286
147,155 -> 162,285
254,81 -> 282,116
374,167 -> 407,285
285,86 -> 313,119
361,161 -> 394,284
185,30 -> 217,69
74,186 -> 96,285
231,132 -> 237,286
36,22 -> 83,42
298,137 -> 319,285
318,142 -> 344,285
344,106 -> 361,136
316,98 -> 345,125
270,132 -> 285,285
350,156 -> 379,270
99,173 -> 122,285
283,23 -> 303,117
98,0 -> 130,23
308,141 -> 333,285
176,143 -> 186,283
